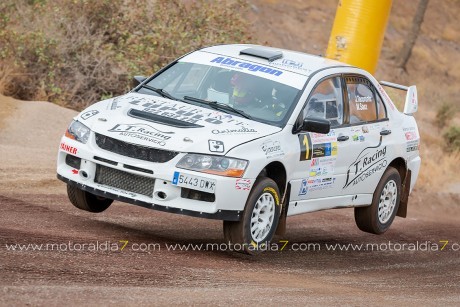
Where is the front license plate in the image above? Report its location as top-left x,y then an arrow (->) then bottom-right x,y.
172,172 -> 216,193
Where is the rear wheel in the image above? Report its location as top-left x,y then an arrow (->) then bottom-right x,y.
354,167 -> 401,234
223,177 -> 281,254
67,184 -> 113,213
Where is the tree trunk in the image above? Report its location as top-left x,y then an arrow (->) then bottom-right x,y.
398,0 -> 429,70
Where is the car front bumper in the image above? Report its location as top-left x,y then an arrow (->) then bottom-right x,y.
57,135 -> 254,221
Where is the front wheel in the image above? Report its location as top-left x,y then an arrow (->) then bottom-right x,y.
67,184 -> 113,213
223,177 -> 281,254
354,167 -> 401,234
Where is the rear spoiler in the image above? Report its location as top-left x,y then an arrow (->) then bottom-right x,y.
380,81 -> 418,114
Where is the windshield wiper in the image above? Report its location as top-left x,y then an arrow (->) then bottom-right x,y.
138,84 -> 177,101
183,96 -> 252,120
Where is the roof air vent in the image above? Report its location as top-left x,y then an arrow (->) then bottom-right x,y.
239,48 -> 283,62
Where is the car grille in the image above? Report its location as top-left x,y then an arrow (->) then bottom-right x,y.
95,133 -> 178,163
94,165 -> 155,197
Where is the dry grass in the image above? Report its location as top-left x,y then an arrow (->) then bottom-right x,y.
418,146 -> 460,191
0,0 -> 253,109
0,64 -> 13,96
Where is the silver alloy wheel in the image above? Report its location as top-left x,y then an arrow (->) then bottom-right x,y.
378,179 -> 398,224
250,192 -> 275,243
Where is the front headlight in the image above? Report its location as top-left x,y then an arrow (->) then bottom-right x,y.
65,120 -> 91,144
176,154 -> 248,177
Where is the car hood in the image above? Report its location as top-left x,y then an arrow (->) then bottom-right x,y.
78,93 -> 281,155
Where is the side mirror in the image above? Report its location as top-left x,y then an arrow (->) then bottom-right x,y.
302,117 -> 331,134
132,76 -> 147,88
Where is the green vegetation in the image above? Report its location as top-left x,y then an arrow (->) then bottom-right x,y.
444,126 -> 460,152
436,102 -> 456,128
0,0 -> 252,109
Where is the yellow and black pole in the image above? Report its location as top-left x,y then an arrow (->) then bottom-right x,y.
326,0 -> 393,74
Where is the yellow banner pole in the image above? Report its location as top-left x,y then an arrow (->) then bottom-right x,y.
326,0 -> 393,74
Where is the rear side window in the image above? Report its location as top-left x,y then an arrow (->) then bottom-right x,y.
376,94 -> 387,119
345,76 -> 386,124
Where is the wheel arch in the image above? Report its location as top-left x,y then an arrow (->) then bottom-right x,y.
388,157 -> 407,183
257,161 -> 287,197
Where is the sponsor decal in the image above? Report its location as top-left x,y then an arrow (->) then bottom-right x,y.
81,110 -> 99,120
270,59 -> 313,74
211,127 -> 258,135
210,57 -> 283,76
208,140 -> 224,153
262,139 -> 284,159
405,131 -> 418,141
377,83 -> 396,111
71,169 -> 79,175
310,130 -> 336,143
309,157 -> 337,177
108,123 -> 173,146
235,179 -> 252,191
263,187 -> 280,205
278,59 -> 303,68
312,142 -> 337,158
352,133 -> 365,142
308,177 -> 336,192
96,184 -> 137,198
410,90 -> 417,105
117,95 -> 248,126
344,138 -> 387,188
298,179 -> 308,196
298,133 -> 312,161
406,140 -> 419,152
60,142 -> 78,155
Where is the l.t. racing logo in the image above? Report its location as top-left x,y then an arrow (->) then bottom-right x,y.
344,137 -> 387,188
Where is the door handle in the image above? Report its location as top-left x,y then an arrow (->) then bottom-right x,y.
380,130 -> 392,136
337,135 -> 349,142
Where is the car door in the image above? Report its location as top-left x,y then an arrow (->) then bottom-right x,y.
334,75 -> 390,196
289,75 -> 346,202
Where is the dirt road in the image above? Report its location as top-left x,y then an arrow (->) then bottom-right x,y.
1,96 -> 459,305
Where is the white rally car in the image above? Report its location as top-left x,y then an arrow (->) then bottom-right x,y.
57,44 -> 421,253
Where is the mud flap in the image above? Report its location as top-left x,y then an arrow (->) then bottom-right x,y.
275,184 -> 290,236
397,170 -> 411,218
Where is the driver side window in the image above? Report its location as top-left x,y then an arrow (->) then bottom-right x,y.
303,76 -> 344,127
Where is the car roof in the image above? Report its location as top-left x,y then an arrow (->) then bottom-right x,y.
199,44 -> 350,77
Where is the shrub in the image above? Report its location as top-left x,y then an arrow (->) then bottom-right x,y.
444,126 -> 460,152
435,102 -> 456,128
0,0 -> 253,109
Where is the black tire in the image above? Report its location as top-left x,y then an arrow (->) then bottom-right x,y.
223,177 -> 281,254
67,184 -> 113,213
354,167 -> 401,234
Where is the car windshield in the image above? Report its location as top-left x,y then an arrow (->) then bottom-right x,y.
136,53 -> 307,127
